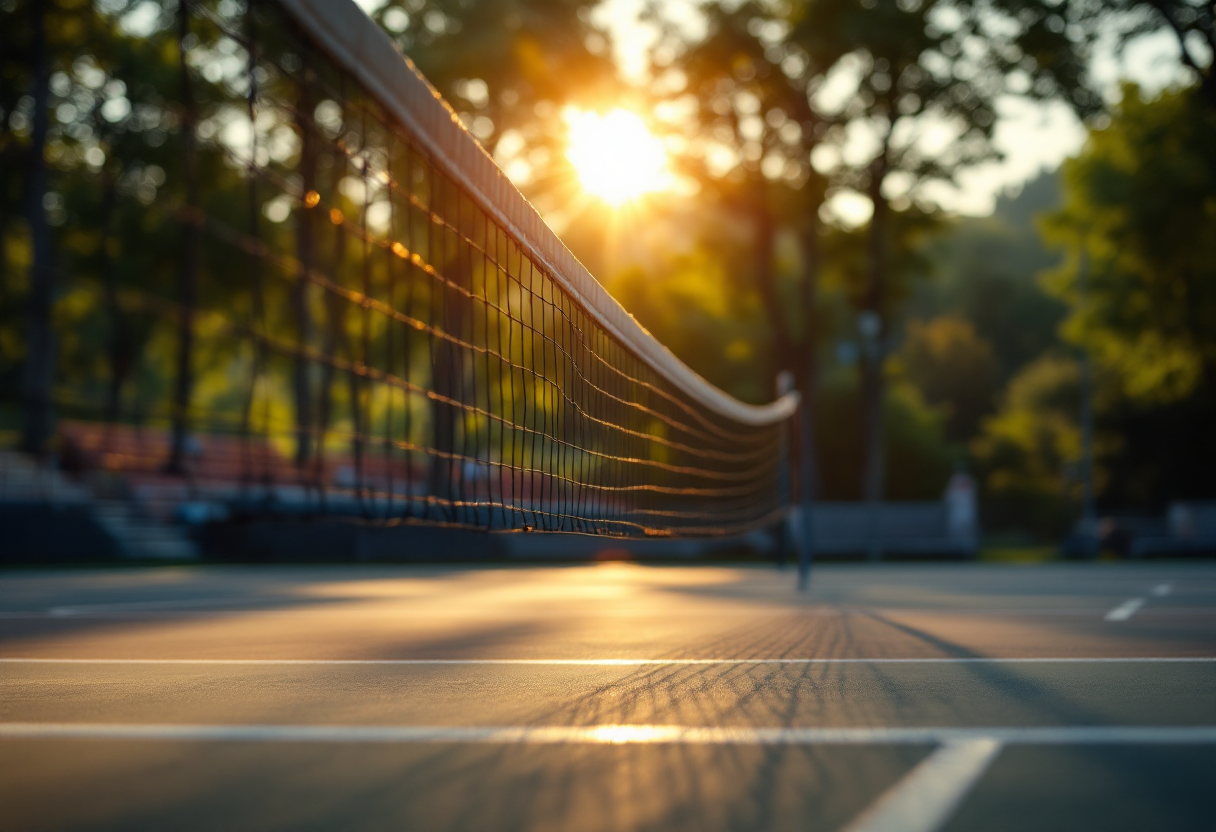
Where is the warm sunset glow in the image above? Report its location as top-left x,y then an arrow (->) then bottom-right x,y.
588,725 -> 685,744
566,108 -> 670,206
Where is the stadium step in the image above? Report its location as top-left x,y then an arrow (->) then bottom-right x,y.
0,450 -> 199,561
89,501 -> 200,560
0,450 -> 91,503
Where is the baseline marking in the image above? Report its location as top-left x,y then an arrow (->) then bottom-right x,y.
840,738 -> 1002,832
2,657 -> 1213,666
1106,598 -> 1145,621
1,723 -> 1214,745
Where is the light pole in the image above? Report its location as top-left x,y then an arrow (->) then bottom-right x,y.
858,310 -> 883,562
778,371 -> 815,590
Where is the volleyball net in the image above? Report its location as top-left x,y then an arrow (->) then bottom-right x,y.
4,0 -> 799,537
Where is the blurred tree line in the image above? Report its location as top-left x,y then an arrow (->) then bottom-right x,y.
2,0 -> 196,455
3,0 -> 1213,539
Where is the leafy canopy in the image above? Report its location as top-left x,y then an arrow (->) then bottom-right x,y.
1042,84 -> 1216,403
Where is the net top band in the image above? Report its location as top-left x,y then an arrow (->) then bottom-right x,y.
278,0 -> 799,427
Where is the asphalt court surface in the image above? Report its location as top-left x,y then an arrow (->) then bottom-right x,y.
1,561 -> 1214,831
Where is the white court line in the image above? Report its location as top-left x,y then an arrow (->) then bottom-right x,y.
48,597 -> 254,616
1,656 -> 1213,667
840,738 -> 1002,832
1152,583 -> 1173,597
1,723 -> 1214,745
4,606 -> 1212,620
1106,598 -> 1146,621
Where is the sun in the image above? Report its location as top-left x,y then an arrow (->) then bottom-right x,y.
565,108 -> 670,206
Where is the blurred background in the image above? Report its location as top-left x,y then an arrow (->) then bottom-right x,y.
1,0 -> 1213,561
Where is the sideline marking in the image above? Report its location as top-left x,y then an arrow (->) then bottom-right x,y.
1106,598 -> 1145,621
1,723 -> 1214,745
841,738 -> 1002,832
2,656 -> 1213,667
1152,583 -> 1172,597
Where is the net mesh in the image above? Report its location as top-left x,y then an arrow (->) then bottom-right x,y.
5,0 -> 794,538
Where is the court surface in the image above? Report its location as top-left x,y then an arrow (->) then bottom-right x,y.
2,560 -> 1214,831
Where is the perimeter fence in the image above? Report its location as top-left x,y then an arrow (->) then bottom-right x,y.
2,0 -> 799,538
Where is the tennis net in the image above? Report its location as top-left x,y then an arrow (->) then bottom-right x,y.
7,0 -> 799,538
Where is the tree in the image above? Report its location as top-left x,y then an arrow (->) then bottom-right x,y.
900,315 -> 999,442
1055,0 -> 1215,112
9,0 -> 53,453
908,174 -> 1067,386
787,0 -> 1098,527
610,245 -> 776,404
2,0 -> 198,453
367,0 -> 618,204
1042,84 -> 1216,404
666,1 -> 832,539
672,2 -> 825,375
813,370 -> 954,501
972,353 -> 1083,538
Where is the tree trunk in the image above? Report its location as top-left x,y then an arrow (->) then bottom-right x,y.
21,0 -> 54,456
167,0 -> 199,474
862,155 -> 889,560
99,163 -> 129,425
0,200 -> 10,299
427,293 -> 460,522
427,184 -> 463,523
796,212 -> 821,583
293,75 -> 316,472
797,212 -> 821,493
748,180 -> 793,386
312,218 -> 346,501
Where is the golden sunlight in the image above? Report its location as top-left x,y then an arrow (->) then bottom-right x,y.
565,108 -> 670,206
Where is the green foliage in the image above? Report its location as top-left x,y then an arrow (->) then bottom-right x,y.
820,208 -> 939,318
911,175 -> 1066,383
899,315 -> 999,443
669,0 -> 830,227
2,1 -> 436,449
611,246 -> 774,405
975,348 -> 1216,524
609,224 -> 959,499
960,87 -> 1216,521
814,371 -> 954,501
1095,385 -> 1216,509
972,353 -> 1082,537
1,0 -> 187,421
1042,84 -> 1216,404
896,180 -> 1066,448
661,1 -> 828,387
